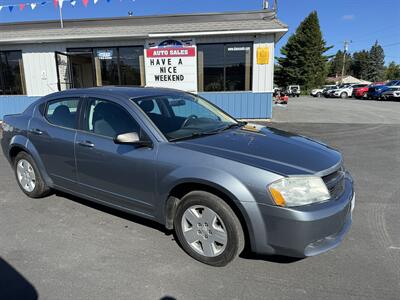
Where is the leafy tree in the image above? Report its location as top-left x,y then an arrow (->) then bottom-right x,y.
275,11 -> 331,90
367,41 -> 385,82
351,50 -> 370,80
385,61 -> 400,80
328,50 -> 352,77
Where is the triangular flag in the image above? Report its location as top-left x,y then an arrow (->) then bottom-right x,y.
82,0 -> 89,6
0,6 -> 3,11
30,3 -> 37,9
94,0 -> 98,4
8,5 -> 14,12
53,0 -> 58,7
106,0 -> 110,3
59,0 -> 64,8
19,3 -> 25,10
70,0 -> 76,6
41,1 -> 47,5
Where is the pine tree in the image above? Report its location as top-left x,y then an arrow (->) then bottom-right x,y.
328,50 -> 352,77
275,11 -> 331,91
385,61 -> 400,80
352,50 -> 370,80
367,41 -> 385,82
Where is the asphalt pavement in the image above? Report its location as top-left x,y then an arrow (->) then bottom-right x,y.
0,97 -> 399,299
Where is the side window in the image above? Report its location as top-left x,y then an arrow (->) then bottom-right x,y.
86,99 -> 140,138
46,98 -> 79,129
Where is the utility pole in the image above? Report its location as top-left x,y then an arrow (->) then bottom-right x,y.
58,2 -> 64,29
341,40 -> 350,83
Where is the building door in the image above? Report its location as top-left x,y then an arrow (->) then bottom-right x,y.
55,52 -> 73,91
55,51 -> 95,91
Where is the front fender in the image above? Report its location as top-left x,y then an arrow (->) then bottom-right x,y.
9,135 -> 53,187
158,166 -> 272,254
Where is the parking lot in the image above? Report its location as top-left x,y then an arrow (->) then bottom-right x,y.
1,97 -> 400,299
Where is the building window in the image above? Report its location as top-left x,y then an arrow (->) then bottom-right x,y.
197,43 -> 252,92
68,46 -> 144,88
0,51 -> 26,95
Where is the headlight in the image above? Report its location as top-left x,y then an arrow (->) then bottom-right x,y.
268,176 -> 330,207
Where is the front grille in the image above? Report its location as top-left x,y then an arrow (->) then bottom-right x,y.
322,168 -> 345,199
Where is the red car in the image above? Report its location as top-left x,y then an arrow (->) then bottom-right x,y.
352,84 -> 369,99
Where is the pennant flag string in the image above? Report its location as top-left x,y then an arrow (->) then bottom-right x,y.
0,0 -> 136,13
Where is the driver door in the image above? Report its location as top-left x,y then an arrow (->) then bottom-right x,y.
75,97 -> 157,216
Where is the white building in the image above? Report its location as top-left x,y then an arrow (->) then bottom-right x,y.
0,9 -> 287,119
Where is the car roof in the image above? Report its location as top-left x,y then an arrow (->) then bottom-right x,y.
43,86 -> 187,100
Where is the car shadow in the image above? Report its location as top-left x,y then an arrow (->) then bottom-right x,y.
54,191 -> 170,235
55,191 -> 303,265
239,251 -> 303,264
0,257 -> 38,300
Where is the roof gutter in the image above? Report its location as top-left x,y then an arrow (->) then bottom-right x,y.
148,28 -> 288,38
0,28 -> 288,45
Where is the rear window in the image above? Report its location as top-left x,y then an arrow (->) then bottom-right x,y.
45,98 -> 79,129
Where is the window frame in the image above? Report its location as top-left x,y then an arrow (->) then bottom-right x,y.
43,97 -> 82,131
67,46 -> 145,87
0,50 -> 26,95
197,42 -> 253,92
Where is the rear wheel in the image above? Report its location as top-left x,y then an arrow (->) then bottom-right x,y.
14,152 -> 50,198
340,92 -> 348,99
174,191 -> 244,267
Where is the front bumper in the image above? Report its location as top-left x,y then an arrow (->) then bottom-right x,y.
253,174 -> 354,257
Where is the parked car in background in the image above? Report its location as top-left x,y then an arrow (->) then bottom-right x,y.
322,85 -> 339,97
367,80 -> 400,100
327,83 -> 357,99
286,85 -> 301,97
311,85 -> 336,97
1,87 -> 355,267
352,84 -> 370,99
382,86 -> 400,101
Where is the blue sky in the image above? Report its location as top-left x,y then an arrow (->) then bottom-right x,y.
0,0 -> 399,63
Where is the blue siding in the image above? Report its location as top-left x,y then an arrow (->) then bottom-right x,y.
199,92 -> 272,119
0,96 -> 40,120
0,92 -> 273,120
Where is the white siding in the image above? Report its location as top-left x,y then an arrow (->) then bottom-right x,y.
252,34 -> 275,92
1,34 -> 276,96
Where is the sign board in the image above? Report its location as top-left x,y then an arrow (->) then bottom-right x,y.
145,39 -> 197,92
257,47 -> 270,65
96,49 -> 113,60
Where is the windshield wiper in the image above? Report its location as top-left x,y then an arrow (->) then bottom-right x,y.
169,131 -> 220,142
169,122 -> 247,142
217,121 -> 247,132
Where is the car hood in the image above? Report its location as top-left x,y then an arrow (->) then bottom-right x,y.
174,125 -> 342,176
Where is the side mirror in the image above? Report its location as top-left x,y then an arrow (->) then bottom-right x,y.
114,132 -> 152,147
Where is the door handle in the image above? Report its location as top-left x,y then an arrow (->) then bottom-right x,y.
78,141 -> 95,148
30,128 -> 43,135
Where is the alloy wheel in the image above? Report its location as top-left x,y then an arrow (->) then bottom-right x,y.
181,205 -> 228,257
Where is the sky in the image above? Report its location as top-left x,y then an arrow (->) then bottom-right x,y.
0,0 -> 399,64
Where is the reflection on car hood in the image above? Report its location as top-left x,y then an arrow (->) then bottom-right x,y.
174,125 -> 342,176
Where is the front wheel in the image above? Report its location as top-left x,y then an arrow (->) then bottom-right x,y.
14,152 -> 51,198
174,191 -> 245,267
340,92 -> 348,99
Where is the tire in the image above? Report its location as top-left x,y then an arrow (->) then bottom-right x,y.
317,92 -> 322,98
174,191 -> 245,267
14,152 -> 51,198
340,92 -> 348,99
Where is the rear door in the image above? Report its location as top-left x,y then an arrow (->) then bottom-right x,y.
75,96 -> 157,217
28,97 -> 81,190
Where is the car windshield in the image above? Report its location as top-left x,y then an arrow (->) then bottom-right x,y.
386,80 -> 399,86
132,93 -> 239,141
